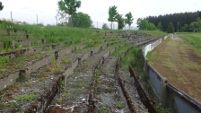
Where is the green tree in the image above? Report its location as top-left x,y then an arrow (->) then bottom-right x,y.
157,22 -> 163,31
189,17 -> 201,32
70,12 -> 92,28
125,12 -> 134,30
137,18 -> 149,30
137,18 -> 157,30
167,22 -> 175,33
108,5 -> 118,29
116,14 -> 125,30
190,22 -> 200,32
102,23 -> 109,30
0,1 -> 3,11
180,24 -> 189,32
149,23 -> 157,30
58,0 -> 81,25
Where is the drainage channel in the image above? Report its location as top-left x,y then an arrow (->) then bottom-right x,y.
115,53 -> 149,113
89,56 -> 131,113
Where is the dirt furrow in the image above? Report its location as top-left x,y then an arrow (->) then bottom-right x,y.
92,57 -> 130,113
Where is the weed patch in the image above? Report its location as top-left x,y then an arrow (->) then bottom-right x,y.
61,57 -> 72,64
114,101 -> 126,109
13,94 -> 37,101
57,78 -> 65,93
98,106 -> 110,113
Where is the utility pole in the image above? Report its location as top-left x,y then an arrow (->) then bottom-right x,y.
36,14 -> 38,24
55,16 -> 58,25
11,11 -> 13,22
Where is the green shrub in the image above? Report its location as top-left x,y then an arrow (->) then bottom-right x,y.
0,56 -> 10,64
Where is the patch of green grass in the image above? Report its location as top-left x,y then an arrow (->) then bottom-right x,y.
145,82 -> 158,101
0,56 -> 10,64
155,102 -> 170,113
73,49 -> 82,54
98,106 -> 110,113
119,47 -> 143,71
178,33 -> 201,50
51,58 -> 63,75
72,81 -> 89,88
73,89 -> 80,96
61,57 -> 72,64
105,41 -> 123,50
163,60 -> 177,72
66,89 -> 80,97
66,90 -> 72,97
2,38 -> 13,52
9,102 -> 24,112
13,94 -> 37,101
112,45 -> 132,58
0,20 -> 109,47
57,78 -> 65,93
146,52 -> 152,61
114,101 -> 126,109
178,33 -> 201,57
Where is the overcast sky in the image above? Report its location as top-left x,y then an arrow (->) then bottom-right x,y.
0,0 -> 201,28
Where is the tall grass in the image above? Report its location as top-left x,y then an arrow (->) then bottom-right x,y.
0,20 -> 109,52
178,33 -> 201,49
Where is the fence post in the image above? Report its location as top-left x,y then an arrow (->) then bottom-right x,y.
36,14 -> 38,24
161,77 -> 168,107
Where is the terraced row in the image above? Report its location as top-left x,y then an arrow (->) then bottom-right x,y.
0,39 -> 125,112
45,43 -> 126,112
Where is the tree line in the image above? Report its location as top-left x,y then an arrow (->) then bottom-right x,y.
141,11 -> 201,32
107,5 -> 134,30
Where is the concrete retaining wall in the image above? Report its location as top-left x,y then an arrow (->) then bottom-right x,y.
25,54 -> 55,74
142,34 -> 201,113
167,84 -> 201,113
58,48 -> 72,58
0,72 -> 19,90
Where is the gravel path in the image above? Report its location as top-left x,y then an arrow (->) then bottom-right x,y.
93,57 -> 130,113
119,70 -> 149,113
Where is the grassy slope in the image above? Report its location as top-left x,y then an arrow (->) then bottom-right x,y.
178,32 -> 201,51
147,34 -> 201,102
139,30 -> 168,37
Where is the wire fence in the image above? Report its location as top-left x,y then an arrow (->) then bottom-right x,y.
0,11 -> 135,30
